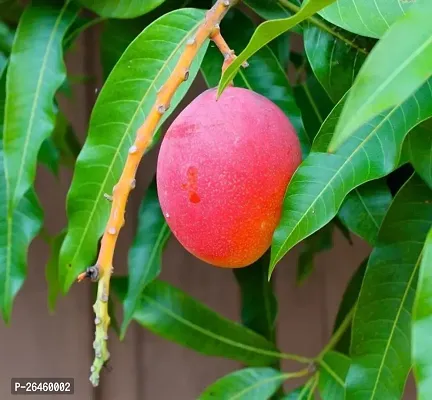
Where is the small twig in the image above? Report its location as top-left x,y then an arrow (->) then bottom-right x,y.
79,0 -> 240,387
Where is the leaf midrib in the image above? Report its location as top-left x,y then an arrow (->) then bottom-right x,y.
6,3 -> 71,208
229,373 -> 285,399
141,294 -> 281,360
67,18 -> 202,271
273,103 -> 402,265
369,250 -> 422,399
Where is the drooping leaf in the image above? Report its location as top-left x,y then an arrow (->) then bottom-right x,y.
38,137 -> 60,176
297,223 -> 333,285
318,351 -> 350,399
234,251 -> 278,342
338,179 -> 392,245
413,227 -> 432,400
346,174 -> 432,400
121,178 -> 171,338
199,367 -> 286,400
270,79 -> 432,274
332,259 -> 367,355
218,0 -> 337,95
77,0 -> 166,19
59,9 -> 209,291
328,1 -> 432,151
112,277 -> 283,366
319,0 -> 415,38
405,118 -> 432,188
45,231 -> 66,313
3,0 -> 78,210
201,9 -> 310,156
0,69 -> 43,323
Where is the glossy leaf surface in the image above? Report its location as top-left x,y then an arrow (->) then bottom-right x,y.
329,2 -> 432,151
271,79 -> 432,273
319,351 -> 350,399
3,0 -> 78,210
59,9 -> 208,291
199,368 -> 285,400
346,174 -> 432,400
77,0 -> 165,18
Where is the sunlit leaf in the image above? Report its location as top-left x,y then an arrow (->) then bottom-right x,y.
3,0 -> 78,210
329,1 -> 432,151
413,227 -> 432,400
199,367 -> 286,400
270,79 -> 432,274
346,174 -> 432,400
121,178 -> 170,338
218,0 -> 337,95
59,9 -> 209,291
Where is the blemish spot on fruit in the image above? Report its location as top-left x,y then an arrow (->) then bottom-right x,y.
187,166 -> 198,185
165,212 -> 170,218
189,192 -> 201,203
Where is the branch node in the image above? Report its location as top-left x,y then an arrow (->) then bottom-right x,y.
128,145 -> 138,154
107,227 -> 116,235
184,69 -> 190,81
157,105 -> 167,114
186,37 -> 196,46
130,179 -> 136,189
103,193 -> 113,201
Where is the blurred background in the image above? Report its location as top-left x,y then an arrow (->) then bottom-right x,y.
0,12 -> 416,400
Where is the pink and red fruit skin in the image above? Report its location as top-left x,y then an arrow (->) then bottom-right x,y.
156,86 -> 301,268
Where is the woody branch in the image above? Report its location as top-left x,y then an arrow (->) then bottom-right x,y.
80,0 -> 242,387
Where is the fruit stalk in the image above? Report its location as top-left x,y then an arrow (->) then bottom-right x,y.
83,0 -> 240,387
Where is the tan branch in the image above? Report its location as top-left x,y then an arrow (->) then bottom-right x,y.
80,0 -> 240,387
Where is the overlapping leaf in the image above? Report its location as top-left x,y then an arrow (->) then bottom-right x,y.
3,0 -> 78,210
319,351 -> 350,399
112,277 -> 283,366
270,79 -> 432,273
346,174 -> 432,400
121,178 -> 170,337
77,0 -> 166,18
218,0 -> 337,95
0,71 -> 43,323
201,9 -> 310,156
59,9 -> 209,291
413,227 -> 432,400
319,0 -> 414,38
199,368 -> 286,400
234,251 -> 278,342
338,179 -> 392,245
405,118 -> 432,188
329,1 -> 432,151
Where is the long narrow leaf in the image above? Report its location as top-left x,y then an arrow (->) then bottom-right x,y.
59,9 -> 208,291
346,174 -> 432,399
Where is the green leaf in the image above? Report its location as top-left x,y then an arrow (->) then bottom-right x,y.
0,69 -> 43,323
38,137 -> 59,176
405,118 -> 432,188
332,259 -> 367,355
270,79 -> 432,274
121,178 -> 170,338
112,277 -> 283,366
77,0 -> 166,18
3,0 -> 78,210
199,367 -> 286,400
234,251 -> 278,342
59,9 -> 208,291
0,21 -> 14,54
244,0 -> 294,21
293,74 -> 333,142
346,174 -> 432,400
328,1 -> 432,152
413,227 -> 432,400
338,179 -> 392,245
281,381 -> 315,399
297,223 -> 333,285
319,351 -> 350,399
201,9 -> 309,156
319,0 -> 415,38
218,0 -> 337,95
45,231 -> 66,313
